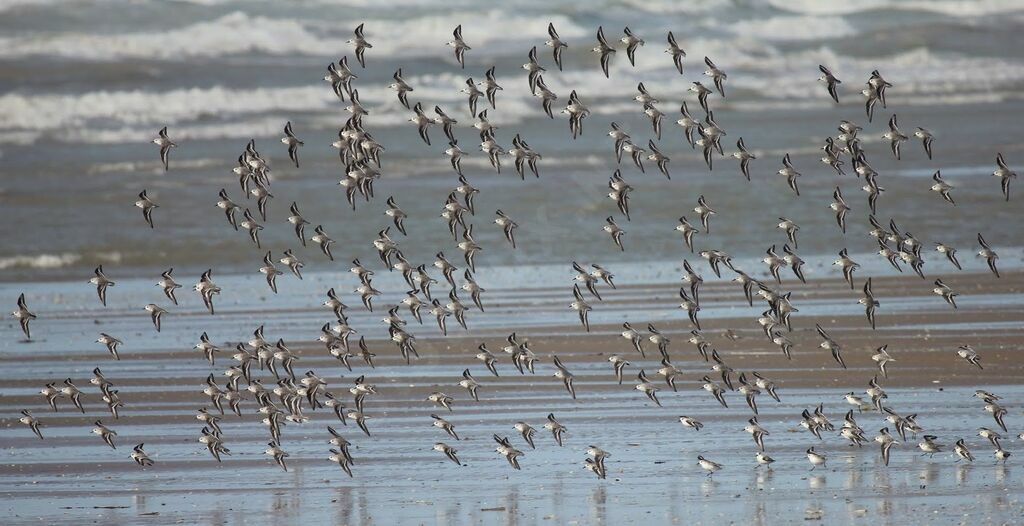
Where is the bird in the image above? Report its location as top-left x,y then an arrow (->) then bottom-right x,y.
647,323 -> 671,356
479,67 -> 503,110
689,81 -> 713,115
195,269 -> 220,314
239,209 -> 263,248
499,423 -> 531,454
635,369 -> 661,406
592,26 -> 616,78
608,355 -> 629,384
931,170 -> 955,205
431,414 -> 459,441
834,249 -> 859,289
621,322 -> 644,355
978,428 -> 1003,447
666,31 -> 686,74
621,27 -> 645,66
914,127 -> 934,159
545,23 -> 567,70
552,355 -> 577,400
216,189 -> 240,230
935,243 -> 961,270
585,446 -> 610,479
986,403 -> 1008,432
154,268 -> 181,305
703,57 -> 727,97
327,448 -> 354,477
570,284 -> 592,332
523,46 -> 546,94
259,251 -> 283,293
265,441 -> 289,471
777,217 -> 800,248
458,369 -> 481,401
677,102 -> 699,148
872,346 -> 895,378
954,439 -> 974,462
679,416 -> 703,431
603,216 -> 625,251
384,196 -> 407,236
678,288 -> 700,329
777,154 -> 801,196
745,417 -> 769,451
434,442 -> 462,465
694,195 -> 715,233
977,233 -> 1000,277
144,304 -> 166,332
131,443 -> 154,466
806,447 -> 827,470
818,65 -> 841,103
676,216 -> 699,253
782,244 -> 806,283
409,103 -> 435,146
281,121 -> 303,167
192,332 -> 221,366
956,345 -> 983,369
310,226 -> 337,263
426,392 -> 454,412
875,428 -> 898,466
544,413 -> 566,446
348,23 -> 371,67
993,153 -> 1016,201
96,333 -> 122,360
447,25 -> 470,68
868,69 -> 893,107
19,410 -> 43,439
279,249 -> 303,279
461,78 -> 483,117
859,278 -> 880,329
697,455 -> 722,477
389,68 -> 413,109
862,83 -> 881,122
883,114 -> 908,160
494,434 -> 523,470
933,279 -> 959,309
701,375 -> 728,408
647,140 -> 670,178
918,435 -> 943,457
816,324 -> 846,369
733,138 -> 755,181
152,126 -> 175,170
533,76 -> 558,118
135,190 -> 157,228
495,210 -> 518,249
92,420 -> 117,449
563,90 -> 590,139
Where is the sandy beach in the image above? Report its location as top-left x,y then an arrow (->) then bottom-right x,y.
3,268 -> 1024,525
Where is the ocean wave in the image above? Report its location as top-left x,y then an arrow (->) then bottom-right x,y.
721,15 -> 857,41
762,0 -> 1024,17
0,253 -> 81,270
0,85 -> 334,132
3,42 -> 1024,146
0,12 -> 337,61
0,10 -> 587,62
0,252 -> 123,272
618,0 -> 734,14
628,0 -> 1024,17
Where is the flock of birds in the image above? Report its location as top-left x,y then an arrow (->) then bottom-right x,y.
10,21 -> 1022,481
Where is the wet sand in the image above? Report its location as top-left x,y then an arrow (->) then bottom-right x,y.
2,268 -> 1024,525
